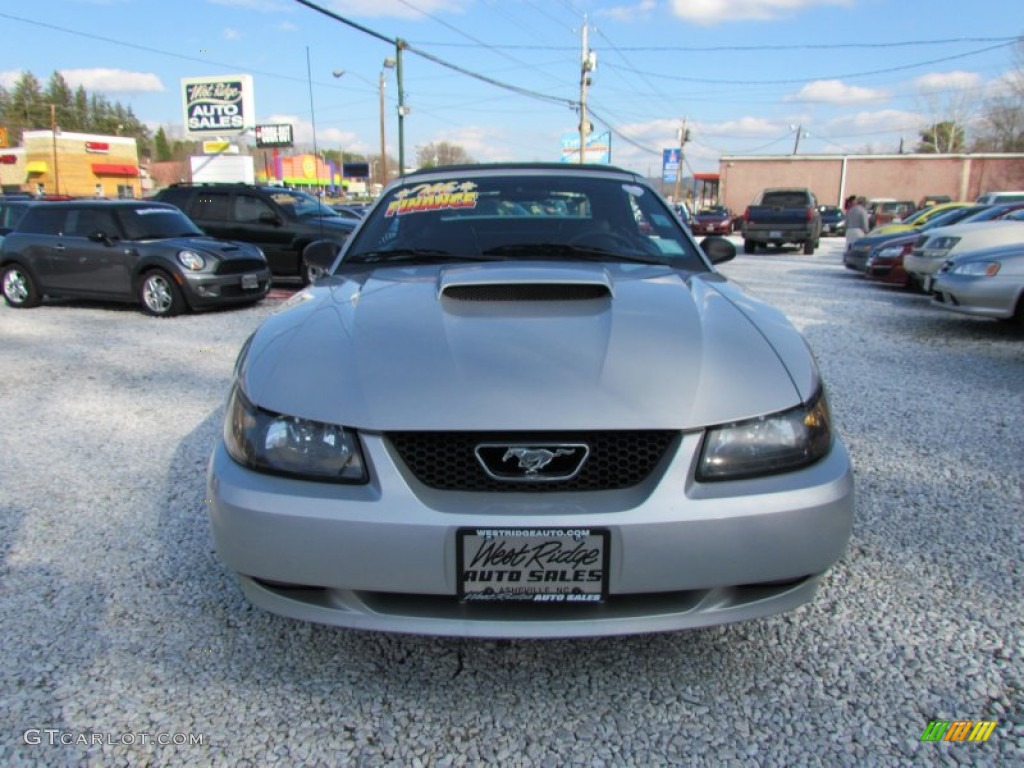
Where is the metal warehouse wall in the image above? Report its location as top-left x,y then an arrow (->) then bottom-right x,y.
719,153 -> 1024,211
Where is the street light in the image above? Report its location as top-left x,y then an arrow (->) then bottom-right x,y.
380,58 -> 395,186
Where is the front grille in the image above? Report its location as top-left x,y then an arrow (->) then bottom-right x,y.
387,430 -> 677,492
216,258 -> 267,275
442,283 -> 610,302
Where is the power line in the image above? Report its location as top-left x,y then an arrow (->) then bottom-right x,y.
602,41 -> 1018,86
408,36 -> 1020,52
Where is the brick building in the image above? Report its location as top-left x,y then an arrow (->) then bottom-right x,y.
718,152 -> 1024,211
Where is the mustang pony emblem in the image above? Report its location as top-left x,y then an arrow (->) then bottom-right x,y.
502,447 -> 576,475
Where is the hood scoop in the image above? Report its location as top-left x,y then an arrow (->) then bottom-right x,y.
438,263 -> 613,302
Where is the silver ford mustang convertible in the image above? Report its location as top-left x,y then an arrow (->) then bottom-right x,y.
208,163 -> 854,638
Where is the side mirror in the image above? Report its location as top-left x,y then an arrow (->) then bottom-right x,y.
88,230 -> 114,245
700,235 -> 736,265
303,239 -> 343,273
258,211 -> 281,226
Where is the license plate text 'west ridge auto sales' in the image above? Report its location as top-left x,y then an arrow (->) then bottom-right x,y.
457,528 -> 609,603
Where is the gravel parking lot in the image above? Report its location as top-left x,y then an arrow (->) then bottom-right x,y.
1,236 -> 1021,766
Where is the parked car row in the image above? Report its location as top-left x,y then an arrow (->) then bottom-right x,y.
843,202 -> 1024,327
0,183 -> 361,317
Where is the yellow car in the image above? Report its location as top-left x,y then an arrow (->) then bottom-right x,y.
871,202 -> 971,235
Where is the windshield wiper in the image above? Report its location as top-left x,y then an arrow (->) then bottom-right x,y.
344,249 -> 501,265
482,242 -> 665,264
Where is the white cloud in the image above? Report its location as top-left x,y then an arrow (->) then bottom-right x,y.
0,70 -> 25,88
670,0 -> 849,25
320,0 -> 463,19
701,116 -> 785,136
60,69 -> 165,93
985,69 -> 1024,98
787,79 -> 886,104
264,114 -> 363,151
824,109 -> 926,139
277,21 -> 298,31
914,71 -> 981,92
598,0 -> 656,22
223,28 -> 242,40
423,125 -> 509,163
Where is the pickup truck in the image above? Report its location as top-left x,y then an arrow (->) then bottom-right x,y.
742,188 -> 822,255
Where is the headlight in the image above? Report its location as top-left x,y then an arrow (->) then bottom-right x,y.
950,261 -> 1000,276
926,236 -> 960,253
697,388 -> 833,481
876,245 -> 904,259
223,385 -> 367,483
177,250 -> 206,271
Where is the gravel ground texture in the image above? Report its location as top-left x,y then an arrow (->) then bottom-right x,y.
0,236 -> 1021,767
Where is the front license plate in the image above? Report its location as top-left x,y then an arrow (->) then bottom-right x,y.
241,273 -> 259,290
457,528 -> 609,604
769,230 -> 782,239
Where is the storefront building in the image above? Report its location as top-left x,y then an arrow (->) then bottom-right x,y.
10,130 -> 142,198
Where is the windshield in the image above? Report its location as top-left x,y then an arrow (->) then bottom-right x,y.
118,207 -> 204,240
266,189 -> 340,218
341,173 -> 708,270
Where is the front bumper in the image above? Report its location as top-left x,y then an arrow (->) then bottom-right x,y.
181,268 -> 273,309
208,429 -> 854,638
903,252 -> 947,278
930,273 -> 1017,319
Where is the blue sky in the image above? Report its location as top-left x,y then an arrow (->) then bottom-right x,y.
1,0 -> 1020,174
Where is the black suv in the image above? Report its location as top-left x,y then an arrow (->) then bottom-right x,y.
0,201 -> 271,316
152,183 -> 356,283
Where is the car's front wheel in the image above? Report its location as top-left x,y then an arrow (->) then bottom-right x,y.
2,264 -> 42,308
138,270 -> 186,317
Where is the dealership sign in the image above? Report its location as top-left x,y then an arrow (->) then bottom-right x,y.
182,75 -> 255,138
560,131 -> 611,164
254,124 -> 293,148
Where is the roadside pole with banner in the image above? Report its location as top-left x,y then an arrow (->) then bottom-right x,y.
662,148 -> 680,199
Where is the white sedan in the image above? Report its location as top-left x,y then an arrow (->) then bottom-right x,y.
905,220 -> 1024,291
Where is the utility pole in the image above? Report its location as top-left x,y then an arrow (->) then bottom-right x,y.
378,69 -> 387,185
396,40 -> 408,176
578,16 -> 596,165
792,124 -> 804,155
673,118 -> 688,203
50,103 -> 60,196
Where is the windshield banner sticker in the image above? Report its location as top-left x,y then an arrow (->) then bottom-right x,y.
385,181 -> 479,217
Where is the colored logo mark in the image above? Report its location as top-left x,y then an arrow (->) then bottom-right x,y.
921,720 -> 997,742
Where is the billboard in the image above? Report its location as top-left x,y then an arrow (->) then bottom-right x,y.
560,131 -> 612,164
662,148 -> 680,183
254,123 -> 293,148
182,75 -> 255,138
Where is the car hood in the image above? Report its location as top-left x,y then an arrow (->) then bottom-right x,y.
239,262 -> 817,431
853,231 -> 911,248
160,236 -> 262,258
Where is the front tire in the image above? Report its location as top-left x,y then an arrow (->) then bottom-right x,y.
2,264 -> 41,308
139,270 -> 186,317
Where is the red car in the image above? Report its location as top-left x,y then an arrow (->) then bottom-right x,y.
690,206 -> 734,235
863,233 -> 916,286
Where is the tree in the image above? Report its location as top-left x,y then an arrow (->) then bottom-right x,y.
916,121 -> 966,153
972,37 -> 1024,152
44,72 -> 76,131
415,141 -> 474,168
154,127 -> 172,162
6,72 -> 45,144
